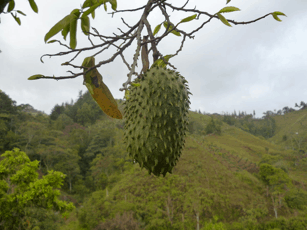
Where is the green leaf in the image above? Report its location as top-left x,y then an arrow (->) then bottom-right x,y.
104,2 -> 107,11
272,11 -> 287,16
131,83 -> 141,87
153,23 -> 162,36
82,3 -> 100,18
11,13 -> 21,25
81,15 -> 90,35
44,14 -> 73,43
271,11 -> 287,22
17,10 -> 26,16
61,62 -> 69,66
217,6 -> 240,14
226,0 -> 231,4
69,15 -> 78,49
82,0 -> 92,9
108,0 -> 117,11
163,21 -> 181,36
28,74 -> 44,80
8,0 -> 15,12
82,56 -> 93,67
28,0 -> 38,13
180,14 -> 197,23
71,8 -> 80,18
216,13 -> 231,27
272,14 -> 281,22
61,24 -> 70,40
47,39 -> 58,44
151,54 -> 175,68
170,29 -> 181,36
91,10 -> 95,19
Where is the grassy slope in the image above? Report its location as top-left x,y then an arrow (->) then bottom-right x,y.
61,108 -> 307,229
267,109 -> 307,185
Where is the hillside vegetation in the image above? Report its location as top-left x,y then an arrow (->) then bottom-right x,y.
1,90 -> 307,230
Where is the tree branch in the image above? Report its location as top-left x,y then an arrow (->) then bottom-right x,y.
37,0 -> 282,94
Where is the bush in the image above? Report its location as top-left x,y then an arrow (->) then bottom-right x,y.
0,148 -> 75,229
204,117 -> 222,135
285,189 -> 307,210
201,216 -> 227,230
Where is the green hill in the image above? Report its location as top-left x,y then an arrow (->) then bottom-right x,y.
1,89 -> 307,230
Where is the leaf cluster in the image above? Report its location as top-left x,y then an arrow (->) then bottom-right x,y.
0,0 -> 38,25
0,148 -> 75,229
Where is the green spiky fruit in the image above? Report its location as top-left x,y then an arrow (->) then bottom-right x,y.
123,66 -> 192,177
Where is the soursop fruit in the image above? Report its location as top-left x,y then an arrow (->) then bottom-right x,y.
123,66 -> 192,177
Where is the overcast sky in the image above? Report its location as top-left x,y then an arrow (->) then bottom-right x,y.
1,0 -> 306,119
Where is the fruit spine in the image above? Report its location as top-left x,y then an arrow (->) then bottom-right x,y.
123,66 -> 192,177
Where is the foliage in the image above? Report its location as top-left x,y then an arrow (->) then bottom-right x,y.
259,154 -> 281,166
200,216 -> 227,230
76,102 -> 96,126
284,189 -> 307,211
187,116 -> 206,135
2,88 -> 307,229
203,116 -> 222,135
93,211 -> 140,230
228,216 -> 307,230
50,104 -> 66,121
53,148 -> 81,193
53,113 -> 74,130
223,115 -> 236,126
221,114 -> 278,140
0,90 -> 18,115
258,163 -> 292,195
0,148 -> 75,229
0,1 -> 300,225
0,91 -> 19,152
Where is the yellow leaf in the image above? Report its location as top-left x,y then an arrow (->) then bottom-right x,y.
82,56 -> 123,119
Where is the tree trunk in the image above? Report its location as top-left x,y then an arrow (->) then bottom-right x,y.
165,194 -> 173,225
196,212 -> 199,230
271,195 -> 278,219
273,207 -> 278,219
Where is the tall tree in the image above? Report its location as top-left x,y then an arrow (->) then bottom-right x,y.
258,163 -> 292,219
53,148 -> 81,193
50,103 -> 66,121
